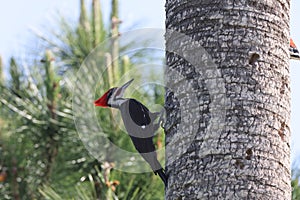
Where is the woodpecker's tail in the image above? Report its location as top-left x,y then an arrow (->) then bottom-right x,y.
155,168 -> 168,187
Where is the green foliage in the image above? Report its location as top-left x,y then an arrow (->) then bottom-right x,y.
1,54 -> 75,198
0,0 -> 165,199
40,164 -> 119,200
92,0 -> 105,46
36,0 -> 108,71
292,163 -> 300,200
111,0 -> 119,20
79,0 -> 89,31
9,57 -> 22,96
292,178 -> 300,200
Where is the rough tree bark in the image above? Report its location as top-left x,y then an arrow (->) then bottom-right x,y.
165,0 -> 291,199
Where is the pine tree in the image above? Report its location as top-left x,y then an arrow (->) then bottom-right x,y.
0,0 -> 165,199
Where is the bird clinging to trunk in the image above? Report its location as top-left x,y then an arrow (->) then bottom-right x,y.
290,38 -> 300,60
94,79 -> 167,187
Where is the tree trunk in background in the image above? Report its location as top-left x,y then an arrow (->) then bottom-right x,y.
165,0 -> 291,199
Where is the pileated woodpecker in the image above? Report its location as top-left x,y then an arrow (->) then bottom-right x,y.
290,38 -> 300,60
94,79 -> 167,186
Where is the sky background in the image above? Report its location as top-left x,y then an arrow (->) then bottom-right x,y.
0,0 -> 299,162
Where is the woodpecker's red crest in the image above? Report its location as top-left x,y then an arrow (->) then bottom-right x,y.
290,38 -> 297,49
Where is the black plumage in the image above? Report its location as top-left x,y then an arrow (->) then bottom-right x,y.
128,99 -> 151,127
119,99 -> 167,186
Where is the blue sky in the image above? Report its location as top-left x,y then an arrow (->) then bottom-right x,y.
0,0 -> 299,161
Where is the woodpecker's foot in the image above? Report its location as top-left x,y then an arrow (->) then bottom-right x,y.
158,109 -> 166,129
160,120 -> 166,130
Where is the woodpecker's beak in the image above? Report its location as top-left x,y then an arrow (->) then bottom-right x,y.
114,79 -> 134,98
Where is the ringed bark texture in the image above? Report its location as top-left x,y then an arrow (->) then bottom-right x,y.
165,0 -> 291,199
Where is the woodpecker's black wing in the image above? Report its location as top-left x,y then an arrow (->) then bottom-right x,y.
119,98 -> 168,186
128,99 -> 151,126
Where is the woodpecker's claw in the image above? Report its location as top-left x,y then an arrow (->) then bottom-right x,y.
158,109 -> 166,130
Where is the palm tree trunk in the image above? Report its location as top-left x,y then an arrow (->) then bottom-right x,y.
165,0 -> 291,199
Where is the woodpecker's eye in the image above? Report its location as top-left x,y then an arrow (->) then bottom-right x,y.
107,88 -> 116,100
